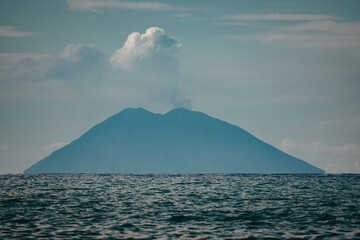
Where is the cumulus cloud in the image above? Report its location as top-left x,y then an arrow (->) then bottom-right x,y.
108,27 -> 190,109
280,139 -> 360,156
9,29 -> 182,80
10,43 -> 106,81
0,44 -> 109,102
1,27 -> 191,110
110,27 -> 182,72
0,53 -> 48,68
60,44 -> 104,63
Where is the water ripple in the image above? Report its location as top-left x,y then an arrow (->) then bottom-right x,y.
1,174 -> 359,239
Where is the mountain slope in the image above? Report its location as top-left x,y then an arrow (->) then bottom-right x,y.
24,108 -> 324,173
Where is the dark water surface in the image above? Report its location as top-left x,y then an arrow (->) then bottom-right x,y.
1,174 -> 360,239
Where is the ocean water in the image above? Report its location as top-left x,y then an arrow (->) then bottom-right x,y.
1,174 -> 359,239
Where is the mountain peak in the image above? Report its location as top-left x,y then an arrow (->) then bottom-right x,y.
109,107 -> 154,120
121,107 -> 152,114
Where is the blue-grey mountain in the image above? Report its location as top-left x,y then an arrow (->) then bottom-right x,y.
24,108 -> 324,173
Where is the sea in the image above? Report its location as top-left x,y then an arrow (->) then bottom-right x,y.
1,174 -> 359,239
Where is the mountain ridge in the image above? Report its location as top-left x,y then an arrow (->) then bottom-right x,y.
24,107 -> 325,174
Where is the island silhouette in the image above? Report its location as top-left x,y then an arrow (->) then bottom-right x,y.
24,108 -> 324,174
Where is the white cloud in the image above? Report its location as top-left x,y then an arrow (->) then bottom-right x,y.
0,44 -> 108,102
277,20 -> 360,34
109,27 -> 190,109
220,14 -> 340,21
0,26 -> 37,37
280,139 -> 360,156
228,33 -> 360,49
224,20 -> 360,49
66,0 -> 172,12
311,114 -> 360,138
110,27 -> 182,71
60,43 -> 102,62
218,12 -> 360,49
0,28 -> 190,109
325,161 -> 360,173
0,53 -> 49,72
268,21 -> 360,48
10,43 -> 106,81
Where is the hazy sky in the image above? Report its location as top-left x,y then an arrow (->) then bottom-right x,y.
0,0 -> 360,173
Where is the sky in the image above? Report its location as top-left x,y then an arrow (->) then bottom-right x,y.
0,0 -> 360,174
